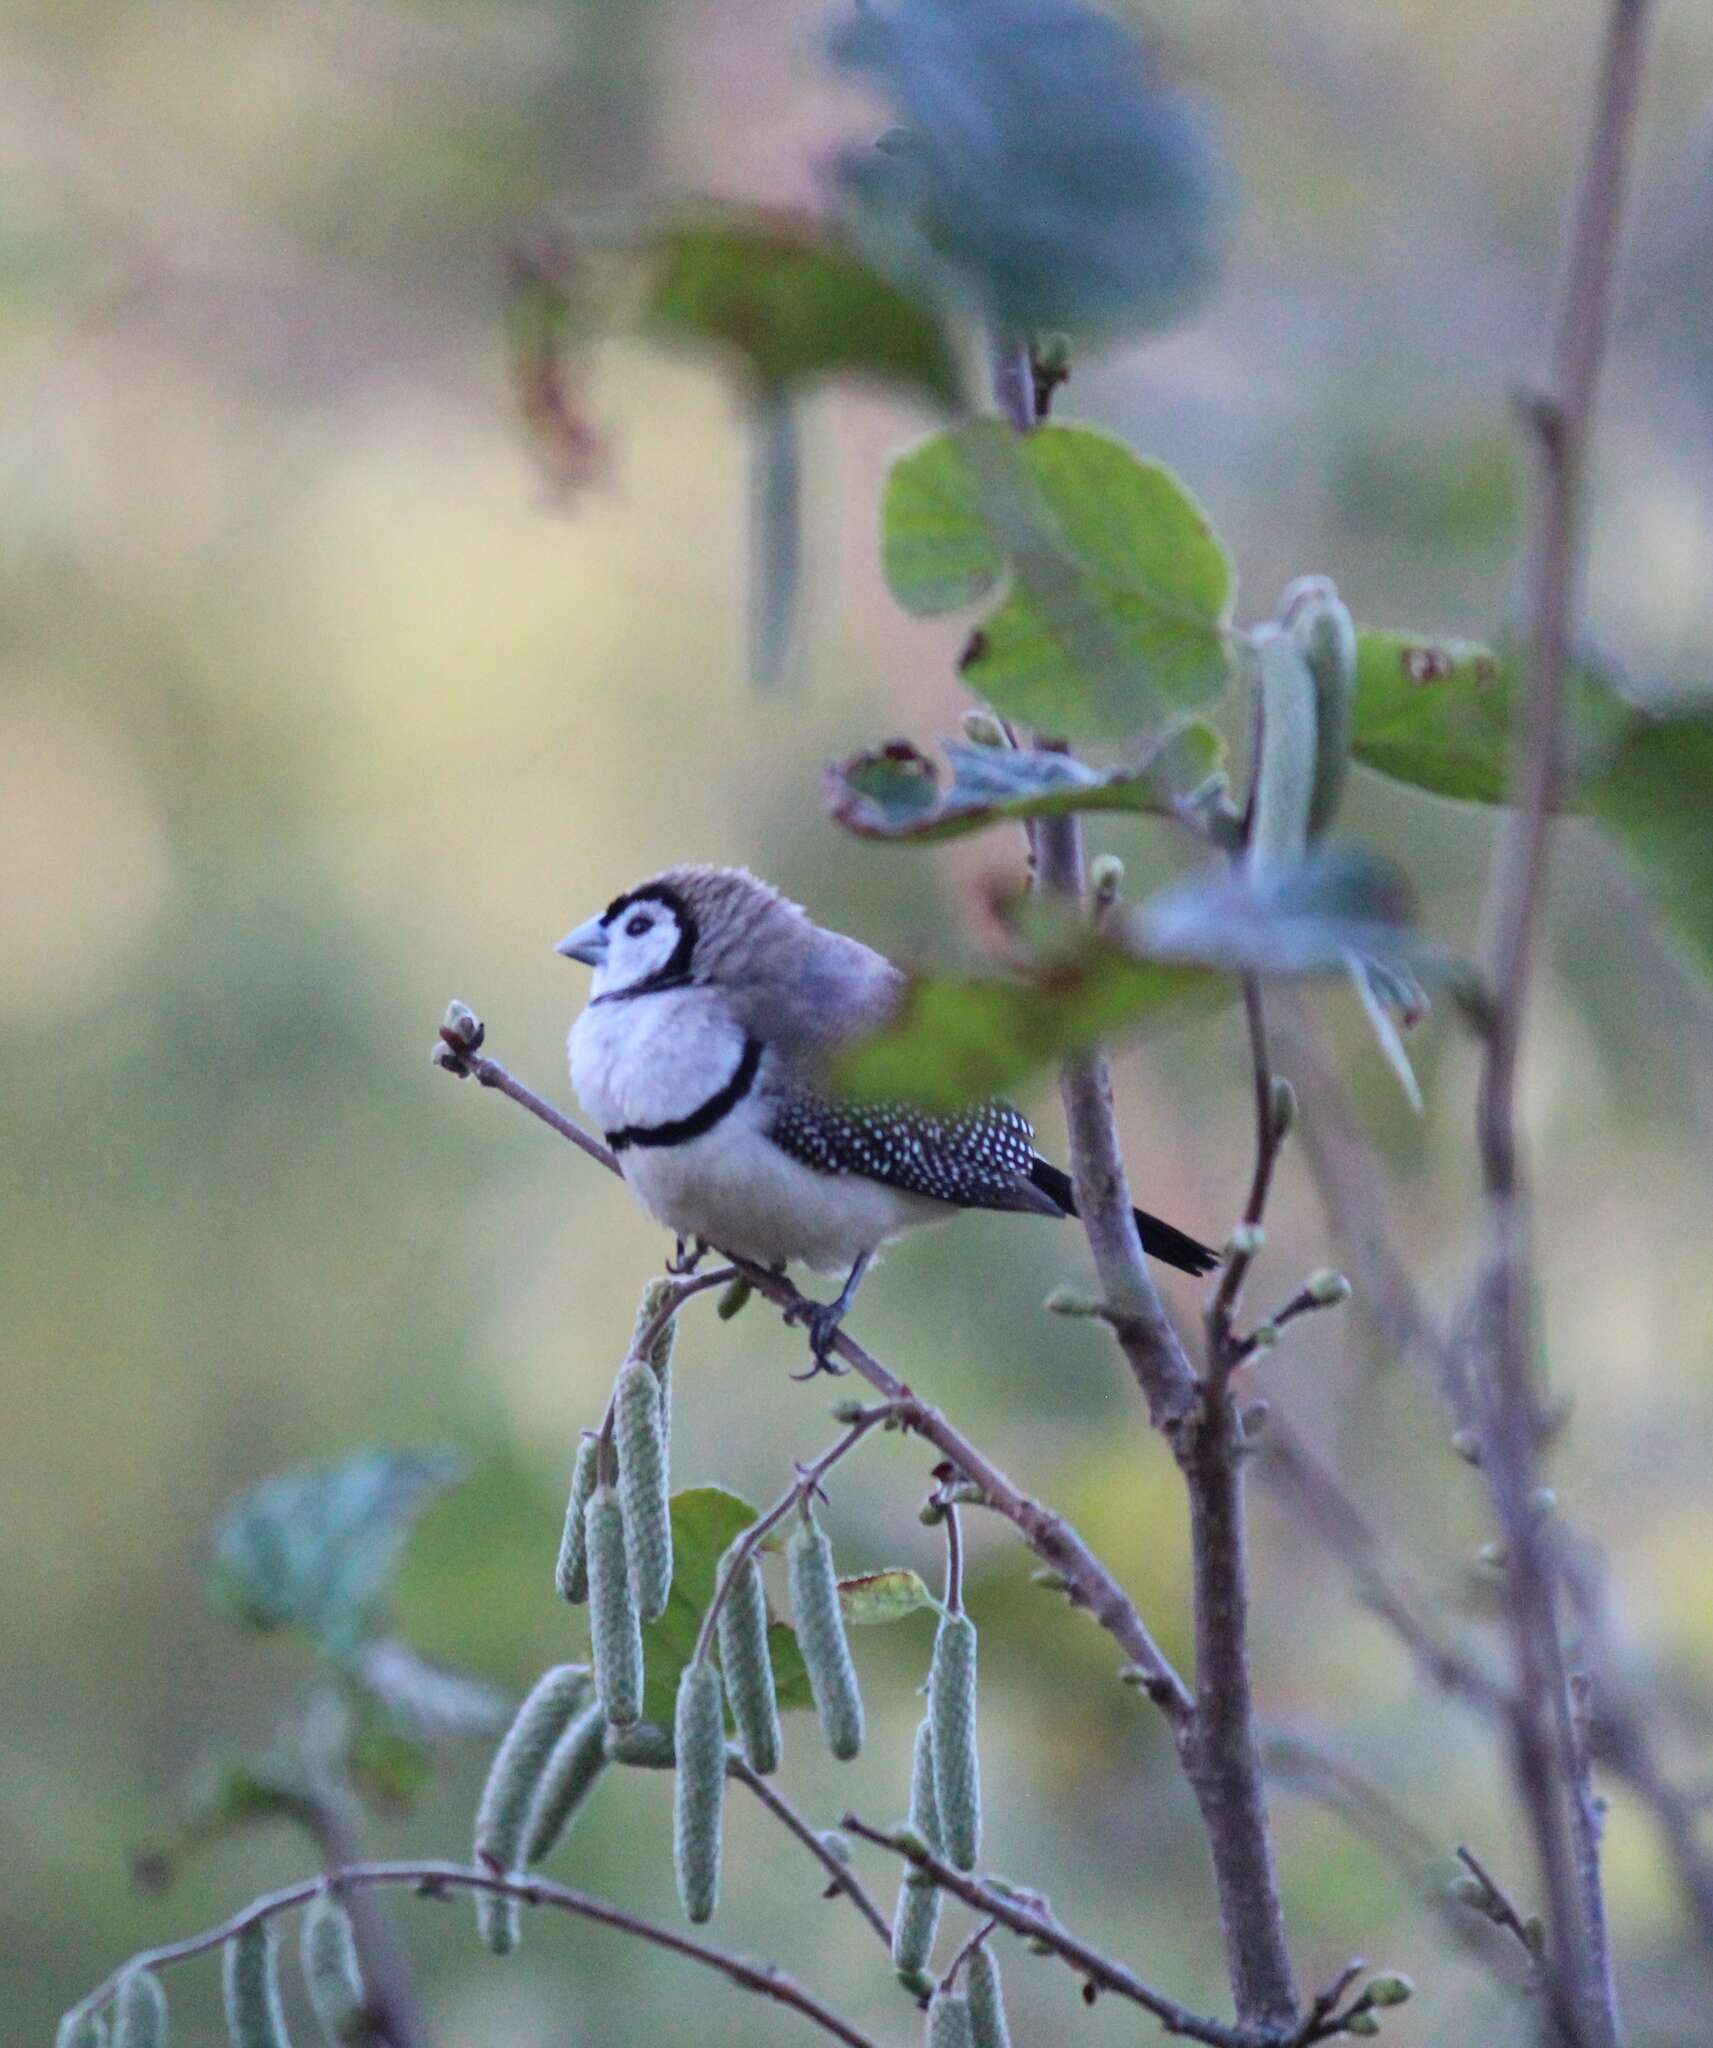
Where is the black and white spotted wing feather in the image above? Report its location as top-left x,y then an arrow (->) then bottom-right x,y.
766,1088 -> 1220,1275
769,1093 -> 1062,1216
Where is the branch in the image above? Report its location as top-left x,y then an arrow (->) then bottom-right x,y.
436,1026 -> 1194,1730
840,1813 -> 1272,2048
64,1861 -> 877,2048
1474,4 -> 1652,2041
726,1757 -> 893,1952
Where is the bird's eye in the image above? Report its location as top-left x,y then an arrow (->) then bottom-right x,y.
625,914 -> 653,938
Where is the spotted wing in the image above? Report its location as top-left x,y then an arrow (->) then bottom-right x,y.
766,1092 -> 1063,1215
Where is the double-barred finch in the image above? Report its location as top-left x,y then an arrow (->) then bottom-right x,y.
560,866 -> 1217,1361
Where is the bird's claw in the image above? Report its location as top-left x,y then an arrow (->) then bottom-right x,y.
784,1299 -> 850,1379
667,1236 -> 709,1276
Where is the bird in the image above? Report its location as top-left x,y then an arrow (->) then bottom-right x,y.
557,865 -> 1218,1367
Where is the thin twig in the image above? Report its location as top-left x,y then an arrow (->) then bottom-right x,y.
1475,3 -> 1652,2041
437,1031 -> 1195,1729
1456,1843 -> 1546,1965
691,1407 -> 896,1666
726,1756 -> 893,1951
941,1496 -> 964,1616
631,1266 -> 740,1364
64,1861 -> 877,2048
840,1813 -> 1273,2048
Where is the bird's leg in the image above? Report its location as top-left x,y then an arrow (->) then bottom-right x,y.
784,1253 -> 872,1379
667,1235 -> 709,1276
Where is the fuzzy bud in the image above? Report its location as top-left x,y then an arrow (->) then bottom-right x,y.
1044,1285 -> 1104,1318
1477,1541 -> 1509,1572
1531,1487 -> 1558,1519
299,1894 -> 364,2045
615,1361 -> 673,1622
1030,1568 -> 1069,1592
1247,1321 -> 1281,1353
818,1830 -> 853,1864
1269,1075 -> 1297,1141
1088,853 -> 1125,905
111,1969 -> 168,2048
1239,1399 -> 1271,1440
927,1990 -> 975,2048
473,1664 -> 592,1951
929,1613 -> 980,1871
1447,1873 -> 1489,1910
223,1923 -> 290,2048
1305,1268 -> 1352,1306
788,1511 -> 864,1761
716,1275 -> 752,1321
1364,1975 -> 1413,2008
587,1488 -> 644,1727
441,999 -> 483,1050
1226,1222 -> 1266,1260
1345,2014 -> 1380,2038
960,709 -> 1008,748
672,1661 -> 728,1924
429,1042 -> 469,1077
918,1499 -> 947,1527
830,1399 -> 868,1424
1450,1430 -> 1483,1466
555,1436 -> 600,1604
966,1945 -> 1011,2048
897,1968 -> 937,2000
716,1538 -> 782,1776
522,1698 -> 608,1864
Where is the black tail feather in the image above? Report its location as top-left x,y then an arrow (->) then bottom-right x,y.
1028,1158 -> 1221,1278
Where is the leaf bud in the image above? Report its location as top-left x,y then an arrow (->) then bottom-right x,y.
1239,1399 -> 1271,1440
830,1398 -> 868,1424
716,1275 -> 752,1321
1030,1568 -> 1069,1592
1226,1222 -> 1266,1260
896,1969 -> 937,2000
1305,1268 -> 1351,1305
1044,1285 -> 1104,1318
1345,2014 -> 1380,2038
1269,1075 -> 1297,1140
959,709 -> 1009,749
441,999 -> 484,1049
1531,1487 -> 1558,1518
1364,1975 -> 1413,2008
1247,1321 -> 1281,1353
1450,1429 -> 1483,1466
1088,853 -> 1125,906
430,1042 -> 469,1077
1447,1873 -> 1489,1909
818,1829 -> 854,1864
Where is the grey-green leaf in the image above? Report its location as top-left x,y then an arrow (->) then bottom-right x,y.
1587,702 -> 1713,983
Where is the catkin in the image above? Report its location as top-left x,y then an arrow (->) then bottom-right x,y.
299,1893 -> 365,2045
966,1946 -> 1011,2048
929,1613 -> 980,1870
630,1275 -> 678,1435
1289,585 -> 1356,840
555,1435 -> 600,1604
1247,626 -> 1319,872
604,1720 -> 676,1768
926,1990 -> 975,2048
715,1538 -> 781,1775
223,1923 -> 291,2048
56,2014 -> 108,2048
472,1663 -> 592,1954
522,1697 -> 608,1864
891,1719 -> 943,1973
587,1485 -> 644,1727
615,1360 -> 673,1621
787,1511 -> 863,1760
673,1661 -> 727,1924
111,1970 -> 168,2048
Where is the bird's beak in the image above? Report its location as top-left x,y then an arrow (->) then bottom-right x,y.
555,914 -> 609,967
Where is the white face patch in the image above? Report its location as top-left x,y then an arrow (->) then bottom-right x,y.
591,898 -> 687,997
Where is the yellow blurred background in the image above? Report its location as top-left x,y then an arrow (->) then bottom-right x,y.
6,1 -> 1713,2042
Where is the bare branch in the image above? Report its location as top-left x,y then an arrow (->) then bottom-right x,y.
65,1861 -> 878,2048
840,1813 -> 1273,2048
726,1757 -> 892,1952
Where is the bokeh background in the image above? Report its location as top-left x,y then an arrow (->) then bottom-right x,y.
7,1 -> 1713,2042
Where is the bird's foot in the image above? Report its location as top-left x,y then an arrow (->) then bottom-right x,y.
783,1298 -> 850,1379
667,1236 -> 709,1276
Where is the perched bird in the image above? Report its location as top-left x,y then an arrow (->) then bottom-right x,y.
558,866 -> 1217,1364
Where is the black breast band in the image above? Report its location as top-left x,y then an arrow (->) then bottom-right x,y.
606,1037 -> 763,1153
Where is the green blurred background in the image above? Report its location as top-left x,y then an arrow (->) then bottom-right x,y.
6,0 -> 1713,2041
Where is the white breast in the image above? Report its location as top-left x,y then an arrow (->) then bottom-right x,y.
568,991 -> 947,1271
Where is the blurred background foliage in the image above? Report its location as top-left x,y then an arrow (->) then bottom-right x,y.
6,0 -> 1713,2043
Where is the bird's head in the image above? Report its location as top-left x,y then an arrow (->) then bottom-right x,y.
556,865 -> 804,1001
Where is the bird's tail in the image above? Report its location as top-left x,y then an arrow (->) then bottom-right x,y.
1028,1159 -> 1221,1278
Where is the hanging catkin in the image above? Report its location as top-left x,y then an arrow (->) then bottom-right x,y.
672,1661 -> 727,1924
615,1360 -> 673,1620
522,1697 -> 609,1864
715,1537 -> 780,1774
111,1969 -> 168,2048
966,1945 -> 1012,2048
929,1612 -> 980,1870
472,1663 -> 592,1953
555,1434 -> 600,1604
223,1923 -> 291,2048
299,1893 -> 365,2045
891,1717 -> 943,1974
587,1484 -> 644,1727
787,1508 -> 863,1760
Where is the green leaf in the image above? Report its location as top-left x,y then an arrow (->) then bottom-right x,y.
825,723 -> 1225,843
838,1568 -> 939,1625
832,938 -> 1216,1108
1587,703 -> 1713,981
1349,631 -> 1512,802
883,424 -> 1235,743
640,209 -> 963,406
827,0 -> 1232,335
206,1448 -> 465,1665
1348,632 -> 1631,805
636,1488 -> 813,1731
